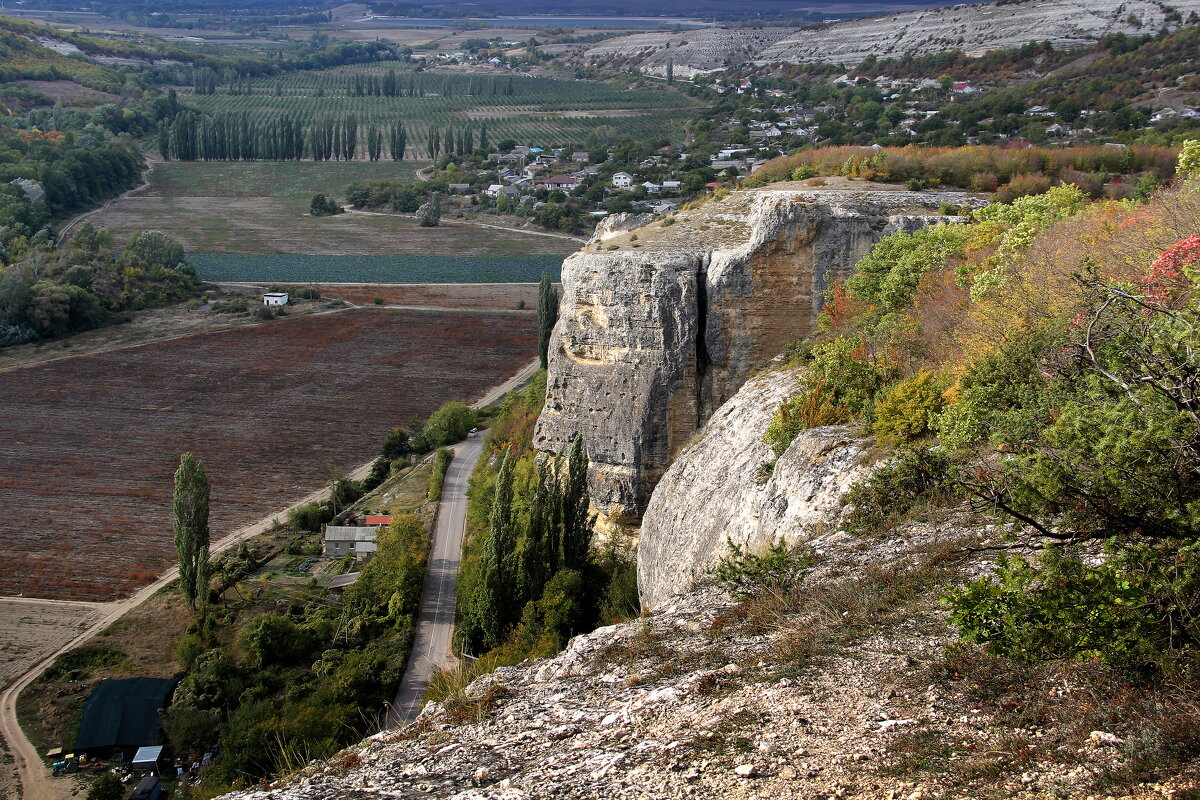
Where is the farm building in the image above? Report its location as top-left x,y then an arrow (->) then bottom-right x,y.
73,677 -> 177,760
132,745 -> 165,775
130,776 -> 163,800
324,526 -> 379,560
263,292 -> 289,306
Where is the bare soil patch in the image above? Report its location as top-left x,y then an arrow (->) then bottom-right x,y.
0,308 -> 536,601
0,600 -> 102,689
19,79 -> 121,106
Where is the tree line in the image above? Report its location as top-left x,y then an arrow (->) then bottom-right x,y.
427,123 -> 489,159
158,111 -> 408,162
348,70 -> 514,98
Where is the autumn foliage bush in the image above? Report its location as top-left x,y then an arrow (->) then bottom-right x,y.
776,144 -> 1200,692
745,144 -> 1178,200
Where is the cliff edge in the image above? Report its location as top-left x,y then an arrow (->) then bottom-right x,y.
534,184 -> 978,525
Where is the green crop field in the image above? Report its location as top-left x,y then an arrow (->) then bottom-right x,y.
189,253 -> 565,283
86,160 -> 579,256
180,66 -> 701,157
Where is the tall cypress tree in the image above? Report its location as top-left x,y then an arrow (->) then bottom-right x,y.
481,449 -> 517,646
173,453 -> 211,609
537,273 -> 559,369
560,435 -> 593,570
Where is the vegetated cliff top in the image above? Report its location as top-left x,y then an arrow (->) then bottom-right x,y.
583,181 -> 982,254
571,0 -> 1200,74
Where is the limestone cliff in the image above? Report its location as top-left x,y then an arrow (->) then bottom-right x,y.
533,184 -> 978,524
637,368 -> 873,609
570,0 -> 1200,73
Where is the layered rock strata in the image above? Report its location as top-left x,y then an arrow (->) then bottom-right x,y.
533,185 -> 977,524
570,0 -> 1200,74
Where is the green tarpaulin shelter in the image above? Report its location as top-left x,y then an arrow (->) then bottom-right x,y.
73,678 -> 177,755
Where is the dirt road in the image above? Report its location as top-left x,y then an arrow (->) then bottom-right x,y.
56,155 -> 157,245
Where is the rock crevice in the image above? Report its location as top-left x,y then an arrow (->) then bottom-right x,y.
534,186 -> 977,524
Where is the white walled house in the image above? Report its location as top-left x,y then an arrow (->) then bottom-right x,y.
611,171 -> 634,189
263,292 -> 289,306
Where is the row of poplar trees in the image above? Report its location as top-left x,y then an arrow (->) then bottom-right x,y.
458,435 -> 594,653
427,124 -> 488,159
159,111 -> 408,162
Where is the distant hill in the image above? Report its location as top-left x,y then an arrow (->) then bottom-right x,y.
16,0 -> 987,23
569,0 -> 1200,75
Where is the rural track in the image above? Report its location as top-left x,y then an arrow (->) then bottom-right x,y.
0,358 -> 537,800
342,207 -> 587,243
387,357 -> 539,726
56,154 -> 159,245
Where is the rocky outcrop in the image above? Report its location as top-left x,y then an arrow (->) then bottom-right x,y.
217,518 -> 1189,800
637,368 -> 874,609
565,27 -> 797,78
533,185 -> 977,524
756,0 -> 1200,66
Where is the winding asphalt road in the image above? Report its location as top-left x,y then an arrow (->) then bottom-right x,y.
387,435 -> 483,725
387,358 -> 539,725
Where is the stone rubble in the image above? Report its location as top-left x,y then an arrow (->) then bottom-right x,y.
220,521 -> 1196,800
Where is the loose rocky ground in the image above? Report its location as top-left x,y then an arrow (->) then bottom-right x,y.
223,519 -> 1200,800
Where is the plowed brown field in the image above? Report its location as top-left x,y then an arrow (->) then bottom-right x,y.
0,308 -> 536,601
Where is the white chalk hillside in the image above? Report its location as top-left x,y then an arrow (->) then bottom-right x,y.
572,0 -> 1200,75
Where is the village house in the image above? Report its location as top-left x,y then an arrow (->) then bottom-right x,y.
543,175 -> 579,190
323,517 -> 388,561
611,171 -> 634,189
486,184 -> 521,199
263,292 -> 288,306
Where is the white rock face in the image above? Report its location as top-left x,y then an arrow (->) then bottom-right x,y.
571,28 -> 797,77
757,0 -> 1200,65
637,369 -> 874,609
571,0 -> 1200,71
534,187 -> 974,524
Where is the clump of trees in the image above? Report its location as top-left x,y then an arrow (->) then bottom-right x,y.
286,401 -> 477,532
309,193 -> 341,216
415,193 -> 441,227
746,144 -> 1177,200
775,146 -> 1200,692
454,373 -> 638,664
0,224 -> 199,347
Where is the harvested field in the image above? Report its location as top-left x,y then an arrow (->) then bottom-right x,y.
229,282 -> 546,311
20,79 -> 121,106
0,308 -> 536,601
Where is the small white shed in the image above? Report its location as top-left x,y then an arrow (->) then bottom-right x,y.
263,292 -> 289,307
